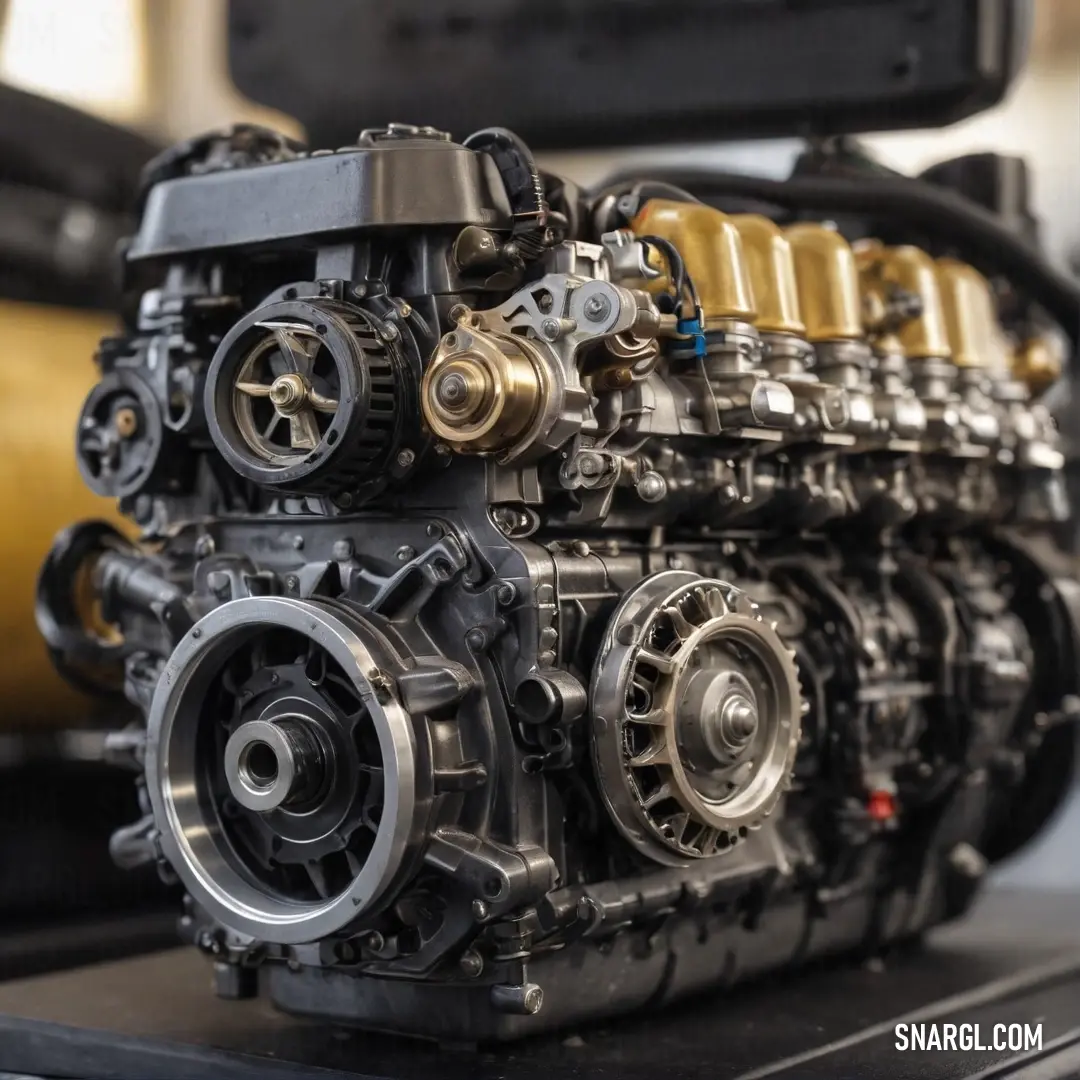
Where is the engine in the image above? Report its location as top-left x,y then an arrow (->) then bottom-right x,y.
37,123 -> 1080,1041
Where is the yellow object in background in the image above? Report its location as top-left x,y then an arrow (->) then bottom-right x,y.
0,299 -> 125,726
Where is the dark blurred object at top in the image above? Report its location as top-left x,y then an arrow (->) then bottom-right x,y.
0,85 -> 160,309
228,0 -> 1031,152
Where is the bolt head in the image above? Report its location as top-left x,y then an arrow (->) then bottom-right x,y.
577,452 -> 604,477
114,406 -> 139,438
636,471 -> 667,503
583,293 -> 611,322
436,372 -> 469,407
395,448 -> 416,469
268,372 -> 308,413
459,950 -> 484,978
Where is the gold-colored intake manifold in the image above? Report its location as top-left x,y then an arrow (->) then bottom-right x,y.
630,199 -> 756,326
935,258 -> 1010,374
785,224 -> 864,342
1011,335 -> 1064,398
729,215 -> 805,337
855,242 -> 951,360
935,257 -> 1062,396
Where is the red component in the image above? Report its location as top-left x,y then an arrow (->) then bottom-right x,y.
867,789 -> 897,823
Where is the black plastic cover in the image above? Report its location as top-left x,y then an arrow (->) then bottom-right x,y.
128,139 -> 513,262
228,0 -> 1031,152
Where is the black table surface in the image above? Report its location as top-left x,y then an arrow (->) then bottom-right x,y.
0,888 -> 1079,1079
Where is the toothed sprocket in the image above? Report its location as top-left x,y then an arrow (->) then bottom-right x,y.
590,570 -> 803,865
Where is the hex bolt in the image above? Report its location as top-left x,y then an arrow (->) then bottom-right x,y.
396,448 -> 416,469
395,545 -> 415,562
331,539 -> 354,560
496,582 -> 516,606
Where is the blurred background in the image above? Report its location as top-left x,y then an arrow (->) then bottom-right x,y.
0,0 -> 1076,969
1,0 -> 1077,266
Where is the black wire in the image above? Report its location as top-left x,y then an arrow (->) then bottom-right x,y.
635,233 -> 705,323
591,166 -> 1080,353
636,233 -> 685,311
590,180 -> 701,235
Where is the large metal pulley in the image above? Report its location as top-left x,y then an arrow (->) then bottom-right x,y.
145,595 -> 428,944
591,571 -> 802,865
205,299 -> 405,496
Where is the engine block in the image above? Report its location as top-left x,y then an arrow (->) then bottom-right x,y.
37,123 -> 1080,1041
